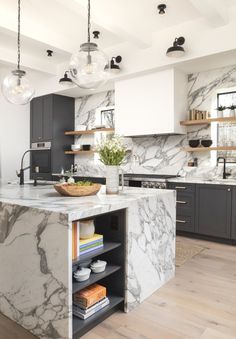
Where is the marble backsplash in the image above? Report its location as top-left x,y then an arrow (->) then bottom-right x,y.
73,64 -> 236,178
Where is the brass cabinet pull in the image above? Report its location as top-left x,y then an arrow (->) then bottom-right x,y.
175,186 -> 186,189
176,219 -> 186,224
177,200 -> 187,204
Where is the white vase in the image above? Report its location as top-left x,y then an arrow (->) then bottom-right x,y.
106,165 -> 119,194
79,220 -> 95,239
217,110 -> 223,118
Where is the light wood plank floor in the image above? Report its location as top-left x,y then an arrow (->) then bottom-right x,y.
0,236 -> 236,339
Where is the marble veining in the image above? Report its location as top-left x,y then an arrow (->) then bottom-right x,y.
73,64 -> 236,178
0,203 -> 71,339
0,183 -> 176,338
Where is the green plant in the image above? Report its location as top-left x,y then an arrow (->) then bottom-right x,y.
228,104 -> 236,110
97,136 -> 126,166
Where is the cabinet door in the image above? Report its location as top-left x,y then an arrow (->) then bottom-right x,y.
196,184 -> 231,239
31,97 -> 43,141
42,95 -> 53,140
231,187 -> 236,240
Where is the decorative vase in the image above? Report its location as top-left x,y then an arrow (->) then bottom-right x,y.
230,109 -> 235,117
217,110 -> 223,118
106,165 -> 119,194
79,219 -> 95,239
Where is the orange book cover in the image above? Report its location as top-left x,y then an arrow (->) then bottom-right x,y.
73,284 -> 106,308
72,222 -> 78,260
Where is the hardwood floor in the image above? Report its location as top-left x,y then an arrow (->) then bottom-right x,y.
0,236 -> 235,339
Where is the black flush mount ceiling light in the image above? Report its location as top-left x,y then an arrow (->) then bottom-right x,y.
47,49 -> 53,57
59,71 -> 73,87
166,37 -> 185,58
1,0 -> 35,105
69,0 -> 109,89
157,4 -> 166,15
110,56 -> 122,74
93,30 -> 100,39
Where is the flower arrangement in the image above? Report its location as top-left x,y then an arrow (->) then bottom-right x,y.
97,135 -> 126,166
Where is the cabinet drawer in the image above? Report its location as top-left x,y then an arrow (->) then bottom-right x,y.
176,194 -> 194,214
176,215 -> 194,232
168,183 -> 195,194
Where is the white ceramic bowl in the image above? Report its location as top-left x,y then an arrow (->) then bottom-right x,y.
90,260 -> 107,273
74,268 -> 91,282
71,144 -> 81,151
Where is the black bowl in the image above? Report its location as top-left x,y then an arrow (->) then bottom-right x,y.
189,139 -> 200,148
82,144 -> 91,151
201,139 -> 213,147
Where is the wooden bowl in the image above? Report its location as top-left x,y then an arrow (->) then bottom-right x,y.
54,183 -> 101,197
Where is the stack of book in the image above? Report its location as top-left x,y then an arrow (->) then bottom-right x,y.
80,234 -> 103,256
73,284 -> 109,320
72,221 -> 103,260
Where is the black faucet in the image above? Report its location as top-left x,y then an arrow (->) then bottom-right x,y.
17,150 -> 32,185
217,157 -> 231,179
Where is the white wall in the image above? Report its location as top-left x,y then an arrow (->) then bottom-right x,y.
0,68 -> 30,183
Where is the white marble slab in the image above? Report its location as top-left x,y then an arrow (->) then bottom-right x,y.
0,183 -> 176,339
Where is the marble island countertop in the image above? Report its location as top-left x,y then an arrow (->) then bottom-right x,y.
168,177 -> 236,186
0,183 -> 174,221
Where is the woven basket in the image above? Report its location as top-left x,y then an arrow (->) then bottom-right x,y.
54,183 -> 101,197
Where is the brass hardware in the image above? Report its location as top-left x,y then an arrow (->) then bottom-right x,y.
177,201 -> 187,204
175,186 -> 186,190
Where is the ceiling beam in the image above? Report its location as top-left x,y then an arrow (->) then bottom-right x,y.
54,0 -> 150,49
190,0 -> 229,27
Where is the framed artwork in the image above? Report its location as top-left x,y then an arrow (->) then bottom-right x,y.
100,106 -> 115,128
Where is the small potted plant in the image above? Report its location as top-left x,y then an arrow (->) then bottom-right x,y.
97,136 -> 126,194
228,104 -> 236,117
216,105 -> 226,118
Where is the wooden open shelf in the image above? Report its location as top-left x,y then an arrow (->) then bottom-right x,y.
65,150 -> 96,155
183,146 -> 236,152
65,128 -> 115,136
180,116 -> 236,126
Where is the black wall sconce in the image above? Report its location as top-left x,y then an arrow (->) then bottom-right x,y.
59,71 -> 73,86
157,4 -> 166,15
47,49 -> 53,57
93,31 -> 100,39
166,37 -> 185,57
110,56 -> 122,73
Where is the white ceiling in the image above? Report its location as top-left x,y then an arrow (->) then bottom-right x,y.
1,0 -> 236,95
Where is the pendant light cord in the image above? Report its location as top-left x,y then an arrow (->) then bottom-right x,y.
17,0 -> 21,70
87,0 -> 91,43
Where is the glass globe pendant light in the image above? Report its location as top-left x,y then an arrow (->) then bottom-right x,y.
1,0 -> 35,105
69,0 -> 109,89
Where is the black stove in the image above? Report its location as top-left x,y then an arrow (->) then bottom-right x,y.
123,173 -> 179,189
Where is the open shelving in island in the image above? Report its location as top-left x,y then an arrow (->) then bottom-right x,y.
72,210 -> 125,338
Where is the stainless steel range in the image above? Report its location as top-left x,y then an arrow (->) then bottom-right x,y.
123,174 -> 179,189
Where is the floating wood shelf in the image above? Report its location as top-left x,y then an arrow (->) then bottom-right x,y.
65,128 -> 115,136
64,150 -> 96,155
180,116 -> 236,126
183,146 -> 236,152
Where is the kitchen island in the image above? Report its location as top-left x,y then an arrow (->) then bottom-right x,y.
0,184 -> 176,339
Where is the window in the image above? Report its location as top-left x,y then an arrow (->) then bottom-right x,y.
217,91 -> 236,163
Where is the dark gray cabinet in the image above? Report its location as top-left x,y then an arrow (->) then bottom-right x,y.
196,184 -> 231,239
30,95 -> 53,142
30,94 -> 74,180
168,183 -> 195,232
231,187 -> 236,240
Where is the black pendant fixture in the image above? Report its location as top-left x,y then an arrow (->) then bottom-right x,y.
59,71 -> 73,87
166,37 -> 185,58
110,56 -> 122,73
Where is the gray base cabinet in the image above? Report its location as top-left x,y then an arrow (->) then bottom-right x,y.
168,181 -> 235,242
231,187 -> 236,240
196,184 -> 232,239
